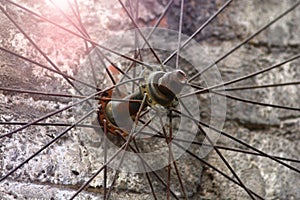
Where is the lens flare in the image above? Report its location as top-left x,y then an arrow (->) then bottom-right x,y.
46,0 -> 70,10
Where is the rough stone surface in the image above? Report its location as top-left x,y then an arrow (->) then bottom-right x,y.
0,0 -> 299,200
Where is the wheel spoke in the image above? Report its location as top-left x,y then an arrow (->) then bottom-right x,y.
173,141 -> 264,199
158,113 -> 188,200
114,124 -> 181,200
51,0 -> 123,89
103,120 -> 108,200
219,81 -> 300,91
0,121 -> 100,129
0,46 -> 98,90
168,112 -> 172,200
0,77 -> 142,139
69,130 -> 139,199
73,108 -> 181,200
188,1 -> 300,82
144,133 -> 300,164
138,0 -> 175,51
173,109 -> 300,175
0,109 -> 95,182
163,0 -> 233,65
106,94 -> 148,200
178,96 -> 255,199
216,91 -> 300,111
3,0 -> 154,70
0,87 -> 84,99
117,0 -> 165,71
138,117 -> 263,199
51,0 -> 99,87
181,53 -> 300,98
50,0 -> 136,89
175,0 -> 184,69
146,0 -> 174,36
198,125 -> 256,199
0,91 -> 99,139
50,0 -> 87,38
0,5 -> 85,95
72,0 -> 90,39
116,0 -> 175,84
128,0 -> 140,93
133,139 -> 158,200
95,47 -> 139,87
189,83 -> 300,111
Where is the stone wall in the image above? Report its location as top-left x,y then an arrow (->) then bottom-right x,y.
0,0 -> 299,199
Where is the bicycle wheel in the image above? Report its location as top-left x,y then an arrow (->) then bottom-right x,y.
0,0 -> 299,199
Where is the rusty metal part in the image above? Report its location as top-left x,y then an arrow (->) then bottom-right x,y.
97,70 -> 187,136
98,89 -> 129,136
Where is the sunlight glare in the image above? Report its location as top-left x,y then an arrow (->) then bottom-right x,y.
46,0 -> 70,10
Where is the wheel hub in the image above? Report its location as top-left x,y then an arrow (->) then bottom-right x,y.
97,69 -> 187,136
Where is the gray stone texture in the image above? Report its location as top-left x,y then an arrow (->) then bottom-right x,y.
0,0 -> 299,199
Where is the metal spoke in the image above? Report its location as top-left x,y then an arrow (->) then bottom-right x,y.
117,0 -> 165,71
173,109 -> 300,175
0,87 -> 84,99
138,118 -> 263,199
0,109 -> 95,182
220,81 -> 300,91
50,0 -> 135,89
133,139 -> 158,200
115,135 -> 180,200
0,77 -> 142,139
95,48 -> 136,84
0,91 -> 99,139
163,0 -> 233,65
0,122 -> 100,129
0,46 -> 97,90
145,0 -> 174,39
197,125 -> 256,199
137,0 -> 175,51
142,133 -> 300,164
181,53 -> 300,98
189,83 -> 300,111
116,0 -> 175,85
173,141 -> 264,199
70,117 -> 155,199
3,0 -> 154,70
175,0 -> 184,69
168,112 -> 172,200
216,91 -> 300,111
67,0 -> 99,87
113,124 -> 181,200
103,120 -> 108,200
50,0 -> 87,38
177,96 -> 255,199
72,109 -> 181,199
158,113 -> 188,200
106,94 -> 148,200
0,5 -> 85,95
188,1 -> 300,82
128,0 -> 138,94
